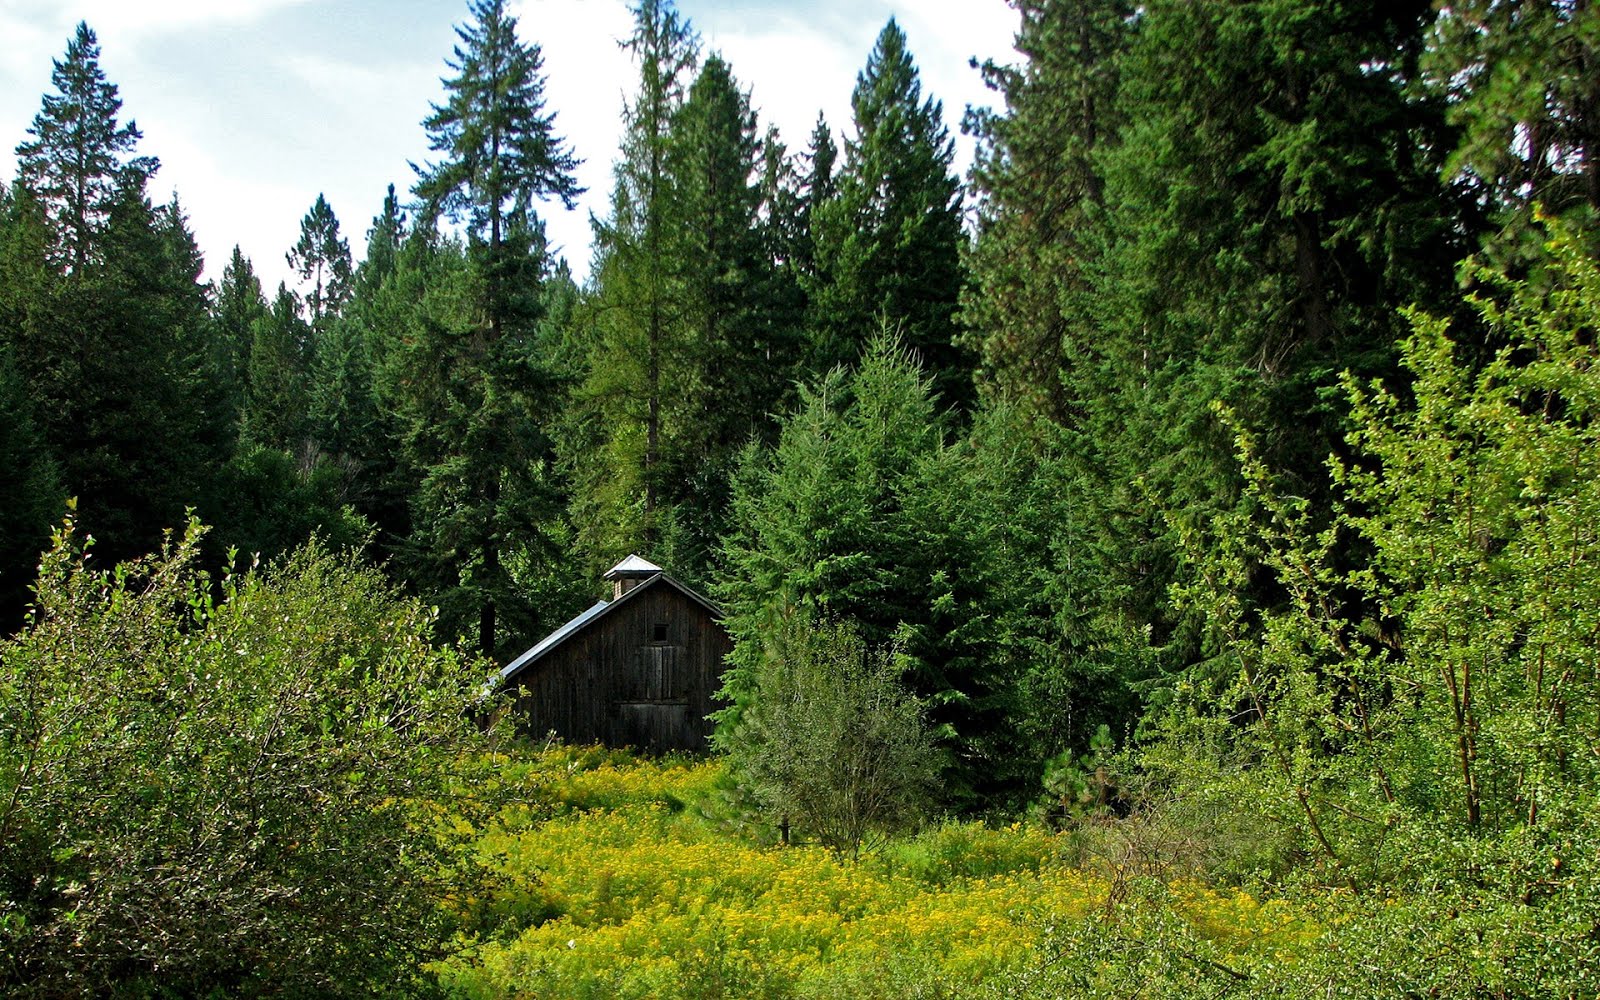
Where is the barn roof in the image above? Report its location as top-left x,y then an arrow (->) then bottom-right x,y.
496,571 -> 721,687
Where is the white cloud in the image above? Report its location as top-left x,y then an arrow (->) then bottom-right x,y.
0,0 -> 311,43
515,0 -> 638,274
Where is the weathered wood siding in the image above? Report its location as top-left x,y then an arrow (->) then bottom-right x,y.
509,581 -> 731,752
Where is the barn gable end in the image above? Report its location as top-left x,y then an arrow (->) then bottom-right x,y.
498,558 -> 731,752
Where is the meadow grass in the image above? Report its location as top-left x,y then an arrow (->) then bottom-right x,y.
430,746 -> 1318,999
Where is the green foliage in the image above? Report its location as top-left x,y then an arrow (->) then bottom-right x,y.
718,339 -> 1134,803
13,21 -> 156,274
6,29 -> 226,567
714,336 -> 944,708
569,43 -> 799,580
1038,724 -> 1118,823
415,0 -> 582,242
206,443 -> 373,564
0,515 -> 492,995
208,244 -> 268,431
809,19 -> 969,406
1426,1 -> 1600,268
286,192 -> 352,331
961,0 -> 1130,426
403,0 -> 581,655
1152,222 -> 1600,929
721,614 -> 939,857
984,835 -> 1600,998
1338,224 -> 1600,833
0,344 -> 63,622
1020,0 -> 1470,693
243,281 -> 312,451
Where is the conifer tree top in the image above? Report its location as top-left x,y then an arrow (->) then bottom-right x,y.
15,21 -> 157,272
413,0 -> 582,237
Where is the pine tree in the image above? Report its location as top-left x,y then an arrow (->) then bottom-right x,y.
14,22 -> 156,275
670,54 -> 765,428
567,0 -> 700,568
791,114 -> 837,292
355,184 -> 407,300
286,193 -> 352,332
211,245 -> 269,418
659,54 -> 799,568
961,0 -> 1132,427
404,0 -> 581,655
7,28 -> 219,563
415,0 -> 580,332
244,284 -> 312,453
1075,0 -> 1466,673
328,184 -> 413,548
810,20 -> 969,406
717,337 -> 1081,802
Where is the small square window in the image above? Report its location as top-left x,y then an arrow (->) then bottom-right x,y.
651,622 -> 668,643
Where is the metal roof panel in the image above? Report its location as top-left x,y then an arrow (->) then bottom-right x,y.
497,599 -> 610,682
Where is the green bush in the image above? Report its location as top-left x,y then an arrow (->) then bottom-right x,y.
1153,221 -> 1600,879
720,613 -> 940,857
0,514 -> 490,996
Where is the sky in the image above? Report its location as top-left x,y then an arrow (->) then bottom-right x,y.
0,0 -> 1020,290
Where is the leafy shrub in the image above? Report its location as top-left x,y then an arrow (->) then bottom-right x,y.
1152,222 -> 1600,891
0,515 -> 489,996
719,614 -> 940,856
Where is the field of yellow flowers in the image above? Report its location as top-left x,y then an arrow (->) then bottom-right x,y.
429,747 -> 1319,999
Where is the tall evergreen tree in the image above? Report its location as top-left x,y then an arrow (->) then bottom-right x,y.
659,54 -> 798,569
415,0 -> 580,331
405,0 -> 581,655
211,245 -> 269,421
286,193 -> 352,332
670,54 -> 767,434
810,19 -> 969,406
568,0 -> 700,568
1073,0 -> 1466,674
14,22 -> 156,274
243,284 -> 312,454
7,27 -> 219,562
329,184 -> 413,548
355,183 -> 407,300
961,0 -> 1132,427
716,338 -> 1107,802
796,114 -> 837,283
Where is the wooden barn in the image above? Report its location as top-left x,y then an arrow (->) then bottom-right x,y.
496,556 -> 732,752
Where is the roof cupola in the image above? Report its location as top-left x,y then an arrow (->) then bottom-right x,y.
602,554 -> 662,599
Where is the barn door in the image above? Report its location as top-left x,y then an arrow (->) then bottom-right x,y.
615,635 -> 695,750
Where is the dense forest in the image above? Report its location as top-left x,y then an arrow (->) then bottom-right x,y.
3,0 -> 1599,995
